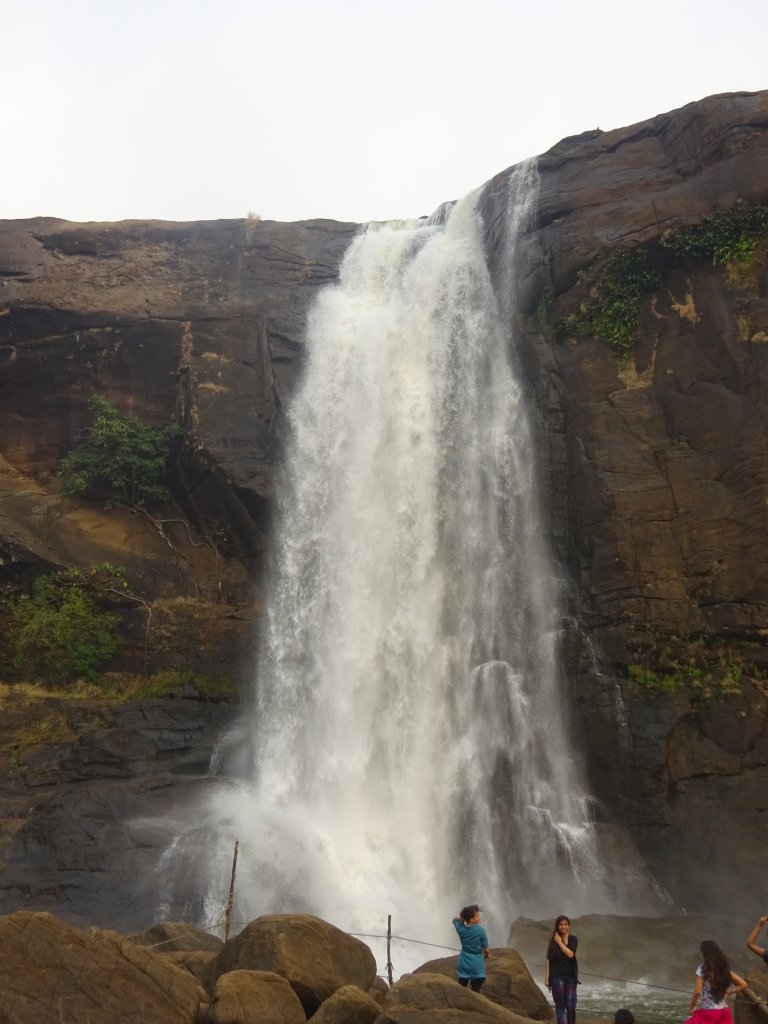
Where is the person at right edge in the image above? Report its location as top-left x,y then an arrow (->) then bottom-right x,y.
545,914 -> 578,1024
746,915 -> 768,966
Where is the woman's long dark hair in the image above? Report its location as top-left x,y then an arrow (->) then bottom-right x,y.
701,940 -> 731,1002
547,915 -> 571,959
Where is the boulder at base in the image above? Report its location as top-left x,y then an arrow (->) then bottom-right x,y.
0,911 -> 205,1024
309,983 -> 382,1024
414,949 -> 552,1019
163,950 -> 219,984
377,972 -> 541,1023
206,970 -> 306,1024
368,976 -> 390,1004
130,920 -> 224,953
203,914 -> 377,1014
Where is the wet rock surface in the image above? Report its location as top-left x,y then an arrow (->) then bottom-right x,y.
0,692 -> 237,930
480,89 -> 768,917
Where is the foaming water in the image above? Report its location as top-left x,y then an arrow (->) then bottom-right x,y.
158,166 -> 610,964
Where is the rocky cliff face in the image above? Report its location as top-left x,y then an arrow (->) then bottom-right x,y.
0,215 -> 357,676
1,90 -> 767,923
481,89 -> 768,915
0,688 -> 237,929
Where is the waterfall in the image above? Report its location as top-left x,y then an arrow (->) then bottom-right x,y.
158,165 -> 610,962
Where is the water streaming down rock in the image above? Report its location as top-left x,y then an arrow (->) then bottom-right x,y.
160,165 -> 611,957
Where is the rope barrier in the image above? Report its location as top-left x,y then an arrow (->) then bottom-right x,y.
351,931 -> 458,953
351,931 -> 767,1004
353,931 -> 690,994
211,850 -> 765,1012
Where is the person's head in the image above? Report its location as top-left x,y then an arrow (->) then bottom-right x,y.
460,904 -> 481,925
555,915 -> 571,936
614,1009 -> 635,1024
700,940 -> 731,1002
547,915 -> 571,957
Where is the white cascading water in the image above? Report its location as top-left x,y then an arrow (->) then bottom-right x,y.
158,164 -> 611,965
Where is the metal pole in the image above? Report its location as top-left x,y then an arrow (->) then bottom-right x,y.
224,840 -> 239,941
386,914 -> 394,986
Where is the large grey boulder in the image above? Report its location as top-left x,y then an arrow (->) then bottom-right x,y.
310,983 -> 382,1024
204,914 -> 377,1014
376,971 -> 539,1023
414,949 -> 551,1019
206,969 -> 306,1024
130,920 -> 224,953
0,911 -> 205,1023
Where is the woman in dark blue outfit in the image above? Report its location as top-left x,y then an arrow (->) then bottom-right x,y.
545,914 -> 578,1024
452,904 -> 490,992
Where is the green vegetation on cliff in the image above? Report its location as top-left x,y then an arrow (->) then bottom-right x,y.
627,661 -> 743,698
660,203 -> 768,269
554,249 -> 662,361
625,630 -> 750,699
550,201 -> 768,360
6,565 -> 123,682
59,394 -> 181,507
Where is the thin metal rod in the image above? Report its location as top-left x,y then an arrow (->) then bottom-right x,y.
386,914 -> 394,987
224,840 -> 239,941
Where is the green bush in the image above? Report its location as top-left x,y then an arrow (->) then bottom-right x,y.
553,202 -> 768,360
660,203 -> 768,265
59,394 -> 181,507
554,249 -> 662,362
8,568 -> 122,682
127,670 -> 243,701
627,661 -> 743,699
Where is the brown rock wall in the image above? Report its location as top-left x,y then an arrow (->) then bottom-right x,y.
480,89 -> 768,915
0,690 -> 238,930
0,214 -> 356,677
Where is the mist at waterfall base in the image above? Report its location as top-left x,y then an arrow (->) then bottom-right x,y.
157,168 -> 636,971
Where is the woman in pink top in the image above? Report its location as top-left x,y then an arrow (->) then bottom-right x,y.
685,940 -> 747,1024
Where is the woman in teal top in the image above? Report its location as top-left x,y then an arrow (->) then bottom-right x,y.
452,904 -> 491,992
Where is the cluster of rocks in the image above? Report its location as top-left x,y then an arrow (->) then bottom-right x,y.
0,910 -> 552,1024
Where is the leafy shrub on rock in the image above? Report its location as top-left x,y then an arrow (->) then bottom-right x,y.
59,394 -> 181,507
8,566 -> 123,682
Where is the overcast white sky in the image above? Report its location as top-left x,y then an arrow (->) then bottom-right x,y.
4,0 -> 766,225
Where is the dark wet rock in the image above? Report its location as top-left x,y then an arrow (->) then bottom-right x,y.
480,90 -> 768,917
0,694 -> 237,931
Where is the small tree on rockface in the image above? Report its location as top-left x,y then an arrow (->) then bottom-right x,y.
59,394 -> 182,507
8,565 -> 124,682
